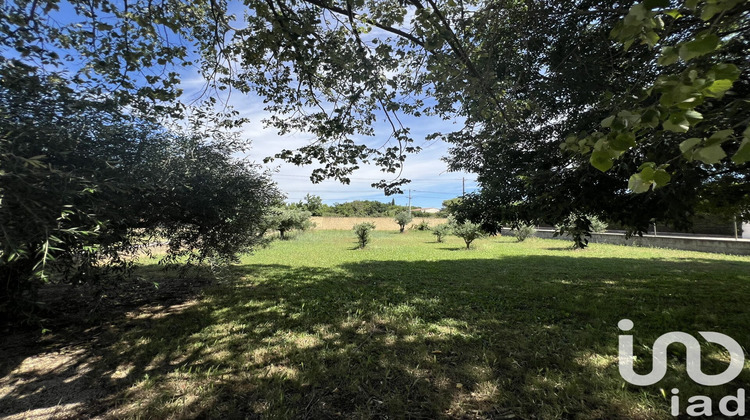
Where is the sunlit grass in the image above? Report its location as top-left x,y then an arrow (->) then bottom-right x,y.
101,230 -> 750,419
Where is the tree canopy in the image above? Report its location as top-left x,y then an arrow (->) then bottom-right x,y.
3,0 -> 748,247
0,60 -> 281,316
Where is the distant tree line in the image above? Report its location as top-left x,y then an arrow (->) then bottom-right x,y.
287,195 -> 450,218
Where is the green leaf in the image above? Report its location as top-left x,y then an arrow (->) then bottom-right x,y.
637,161 -> 656,171
601,115 -> 615,128
657,46 -> 679,66
578,138 -> 593,154
639,165 -> 656,181
700,4 -> 724,21
663,116 -> 690,133
694,144 -> 726,164
732,139 -> 750,164
677,96 -> 704,110
685,0 -> 699,10
705,129 -> 733,146
678,34 -> 719,61
680,137 -> 702,155
704,79 -> 734,97
628,3 -> 649,20
628,173 -> 652,193
641,108 -> 661,128
652,169 -> 671,187
711,64 -> 741,81
591,149 -> 615,172
611,132 -> 637,150
628,163 -> 670,193
641,30 -> 660,47
664,9 -> 682,19
654,16 -> 665,30
684,109 -> 703,122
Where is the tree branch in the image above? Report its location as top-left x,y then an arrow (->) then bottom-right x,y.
299,0 -> 426,47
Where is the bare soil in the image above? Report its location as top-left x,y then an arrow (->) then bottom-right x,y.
0,274 -> 212,419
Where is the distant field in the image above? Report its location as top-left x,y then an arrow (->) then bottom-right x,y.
311,216 -> 449,230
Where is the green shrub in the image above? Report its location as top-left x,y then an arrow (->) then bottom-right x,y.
590,216 -> 608,233
266,208 -> 314,239
353,222 -> 376,249
394,211 -> 413,233
513,224 -> 537,242
0,70 -> 282,316
555,213 -> 604,249
432,223 -> 452,242
412,219 -> 431,231
452,221 -> 486,249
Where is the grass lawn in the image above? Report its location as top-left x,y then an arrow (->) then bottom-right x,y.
3,231 -> 750,419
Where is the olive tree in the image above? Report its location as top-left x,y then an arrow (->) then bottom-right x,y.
266,208 -> 314,239
353,222 -> 376,249
394,211 -> 413,233
432,224 -> 452,243
0,66 -> 281,317
452,221 -> 486,250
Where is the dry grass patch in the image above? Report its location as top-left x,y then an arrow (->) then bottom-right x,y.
311,216 -> 448,230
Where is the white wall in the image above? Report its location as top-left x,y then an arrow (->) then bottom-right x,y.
535,229 -> 750,255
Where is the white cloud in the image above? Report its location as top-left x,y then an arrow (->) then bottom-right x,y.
178,61 -> 475,210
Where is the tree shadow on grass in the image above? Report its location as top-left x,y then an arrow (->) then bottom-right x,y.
544,245 -> 578,251
2,255 -> 750,419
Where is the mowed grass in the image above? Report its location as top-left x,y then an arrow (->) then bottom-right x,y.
103,231 -> 750,419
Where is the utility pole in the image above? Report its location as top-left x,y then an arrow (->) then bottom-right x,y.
408,189 -> 412,216
462,177 -> 465,197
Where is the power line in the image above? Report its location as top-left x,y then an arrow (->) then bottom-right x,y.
411,189 -> 471,195
271,173 -> 476,182
282,190 -> 393,193
281,189 -> 476,194
283,188 -> 475,195
408,189 -> 412,216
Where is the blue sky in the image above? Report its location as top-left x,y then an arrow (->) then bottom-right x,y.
173,4 -> 478,209
38,1 -> 478,208
212,89 -> 479,208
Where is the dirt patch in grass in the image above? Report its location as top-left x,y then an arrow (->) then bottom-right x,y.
0,273 -> 212,419
0,345 -> 102,419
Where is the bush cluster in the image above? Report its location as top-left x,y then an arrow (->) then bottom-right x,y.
0,69 -> 282,317
432,224 -> 452,242
353,222 -> 376,249
394,212 -> 413,233
512,224 -> 537,242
